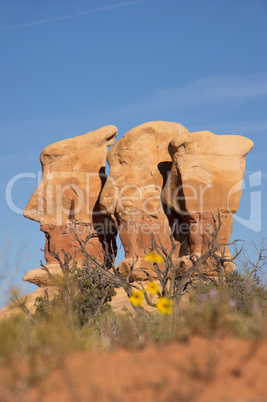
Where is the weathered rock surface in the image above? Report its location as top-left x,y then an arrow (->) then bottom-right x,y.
0,287 -> 58,320
100,121 -> 190,279
23,266 -> 64,287
23,125 -> 118,284
163,130 -> 253,272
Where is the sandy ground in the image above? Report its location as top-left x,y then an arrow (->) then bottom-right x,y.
2,337 -> 267,402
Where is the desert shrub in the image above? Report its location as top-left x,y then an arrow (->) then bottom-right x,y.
185,269 -> 267,339
225,271 -> 267,317
183,290 -> 252,338
74,259 -> 116,326
34,258 -> 116,327
34,290 -> 57,320
188,269 -> 267,318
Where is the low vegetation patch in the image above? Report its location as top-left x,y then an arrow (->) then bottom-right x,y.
0,263 -> 266,395
1,222 -> 266,396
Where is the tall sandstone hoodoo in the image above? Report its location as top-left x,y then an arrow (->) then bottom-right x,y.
23,125 -> 118,287
162,130 -> 254,273
99,121 -> 191,279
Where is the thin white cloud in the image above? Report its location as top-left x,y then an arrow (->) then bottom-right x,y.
121,72 -> 267,113
0,0 -> 151,30
197,120 -> 267,135
160,73 -> 267,106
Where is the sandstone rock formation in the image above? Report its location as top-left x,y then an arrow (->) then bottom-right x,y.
163,130 -> 253,273
99,121 -> 190,279
0,121 -> 254,318
23,125 -> 118,286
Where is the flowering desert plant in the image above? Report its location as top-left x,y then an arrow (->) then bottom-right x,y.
146,280 -> 159,295
125,212 -> 243,314
25,212 -> 261,322
156,296 -> 174,315
128,290 -> 144,307
63,212 -> 243,316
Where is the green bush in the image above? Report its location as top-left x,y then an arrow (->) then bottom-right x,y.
74,259 -> 116,326
34,258 -> 116,327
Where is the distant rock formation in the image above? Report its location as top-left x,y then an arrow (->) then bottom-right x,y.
99,121 -> 190,279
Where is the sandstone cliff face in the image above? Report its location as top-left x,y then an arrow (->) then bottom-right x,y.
99,121 -> 190,279
163,130 -> 253,272
23,126 -> 118,286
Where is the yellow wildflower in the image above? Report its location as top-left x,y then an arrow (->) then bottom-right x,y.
145,250 -> 164,264
156,296 -> 174,315
129,290 -> 144,307
146,281 -> 160,294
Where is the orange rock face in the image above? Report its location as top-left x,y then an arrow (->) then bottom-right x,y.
23,126 -> 118,285
163,130 -> 253,268
99,121 -> 190,279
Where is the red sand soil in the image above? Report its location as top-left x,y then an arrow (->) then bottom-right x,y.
3,337 -> 267,402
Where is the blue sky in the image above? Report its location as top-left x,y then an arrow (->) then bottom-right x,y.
0,0 -> 266,307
